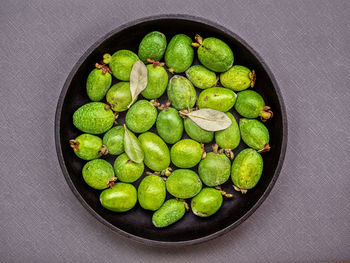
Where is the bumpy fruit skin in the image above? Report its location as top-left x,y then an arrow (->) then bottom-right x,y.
71,134 -> 103,160
185,65 -> 217,89
198,152 -> 231,186
167,75 -> 196,110
240,118 -> 269,151
141,64 -> 168,99
138,132 -> 170,171
234,90 -> 268,119
86,68 -> 112,101
215,112 -> 240,150
156,107 -> 183,144
138,31 -> 167,63
125,100 -> 157,133
231,148 -> 263,190
106,82 -> 132,112
191,188 -> 223,217
184,118 -> 214,143
166,169 -> 202,199
171,139 -> 202,168
109,50 -> 139,81
220,65 -> 254,91
165,34 -> 194,73
99,183 -> 137,212
73,102 -> 114,134
82,159 -> 114,190
152,199 -> 186,228
138,175 -> 166,211
197,87 -> 236,112
198,37 -> 234,72
113,153 -> 144,183
103,126 -> 124,155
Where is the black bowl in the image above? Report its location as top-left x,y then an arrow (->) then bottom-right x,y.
55,14 -> 287,247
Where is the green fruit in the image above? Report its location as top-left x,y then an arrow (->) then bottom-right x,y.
184,118 -> 214,143
191,188 -> 223,217
106,82 -> 132,112
215,112 -> 240,150
156,107 -> 183,144
234,90 -> 273,121
197,87 -> 236,112
113,153 -> 144,183
108,50 -> 139,81
138,175 -> 166,211
185,65 -> 217,89
167,75 -> 196,110
125,100 -> 157,133
198,152 -> 231,186
141,64 -> 168,99
152,199 -> 186,228
166,169 -> 202,199
138,132 -> 170,171
70,134 -> 106,160
82,159 -> 115,190
138,31 -> 167,63
240,118 -> 270,152
171,139 -> 202,168
86,67 -> 112,101
165,34 -> 194,73
220,65 -> 256,91
102,126 -> 124,155
100,183 -> 137,212
73,102 -> 114,134
197,37 -> 234,72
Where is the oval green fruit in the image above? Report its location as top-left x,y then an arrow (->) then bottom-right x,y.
86,67 -> 112,101
156,107 -> 183,144
113,153 -> 144,183
198,152 -> 231,186
82,159 -> 114,190
167,75 -> 196,110
165,34 -> 194,73
197,87 -> 236,112
171,139 -> 202,168
220,65 -> 256,91
191,188 -> 223,217
185,65 -> 217,89
138,31 -> 167,63
138,132 -> 170,171
166,169 -> 202,199
73,102 -> 114,134
184,118 -> 214,143
102,126 -> 124,155
138,175 -> 166,211
125,100 -> 157,133
240,118 -> 270,152
152,199 -> 186,228
108,50 -> 139,81
106,82 -> 132,112
99,183 -> 137,212
215,112 -> 240,150
141,64 -> 168,99
70,134 -> 106,160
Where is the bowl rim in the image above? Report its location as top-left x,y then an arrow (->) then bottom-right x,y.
55,14 -> 288,247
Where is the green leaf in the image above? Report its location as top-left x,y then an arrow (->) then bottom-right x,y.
123,125 -> 144,163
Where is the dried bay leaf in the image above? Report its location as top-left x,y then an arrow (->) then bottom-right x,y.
128,60 -> 148,108
123,125 -> 144,163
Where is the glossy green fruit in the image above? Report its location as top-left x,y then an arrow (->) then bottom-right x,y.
234,90 -> 273,121
152,199 -> 186,228
125,100 -> 157,133
240,118 -> 270,152
141,64 -> 168,99
231,149 -> 263,191
197,87 -> 236,112
138,132 -> 170,171
198,152 -> 231,186
108,50 -> 139,81
70,134 -> 106,160
215,112 -> 240,150
171,139 -> 202,168
191,188 -> 223,217
156,107 -> 183,144
86,67 -> 112,101
167,75 -> 196,110
102,126 -> 124,155
184,118 -> 214,143
165,34 -> 194,73
138,175 -> 166,211
113,153 -> 144,183
99,183 -> 137,212
166,169 -> 202,199
185,65 -> 217,89
220,65 -> 255,91
82,159 -> 114,190
138,31 -> 167,63
106,82 -> 132,112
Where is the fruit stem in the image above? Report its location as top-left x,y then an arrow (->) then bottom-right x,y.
177,198 -> 190,211
212,143 -> 219,154
161,167 -> 172,177
233,185 -> 248,194
98,145 -> 109,155
104,104 -> 111,110
95,63 -> 111,74
167,67 -> 175,74
260,106 -> 273,122
215,186 -> 233,198
178,109 -> 189,119
258,144 -> 271,153
214,75 -> 220,86
114,112 -> 119,125
201,143 -> 207,159
69,139 -> 80,151
146,58 -> 165,68
224,149 -> 234,160
106,177 -> 118,188
103,53 -> 111,64
249,70 -> 256,88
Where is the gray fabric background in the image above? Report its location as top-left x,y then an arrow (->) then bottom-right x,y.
1,0 -> 349,262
